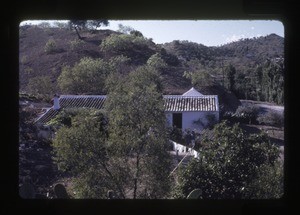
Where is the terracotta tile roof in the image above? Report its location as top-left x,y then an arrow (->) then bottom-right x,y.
163,95 -> 218,112
34,95 -> 106,125
59,95 -> 106,109
35,94 -> 218,125
35,108 -> 59,125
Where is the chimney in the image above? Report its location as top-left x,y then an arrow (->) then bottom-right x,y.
53,94 -> 60,110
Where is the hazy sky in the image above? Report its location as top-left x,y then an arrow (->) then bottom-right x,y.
21,20 -> 284,47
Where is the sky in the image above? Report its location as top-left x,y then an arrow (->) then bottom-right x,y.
20,20 -> 284,47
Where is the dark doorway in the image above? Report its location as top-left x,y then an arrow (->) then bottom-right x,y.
173,113 -> 182,129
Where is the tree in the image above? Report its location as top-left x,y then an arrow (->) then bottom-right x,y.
105,65 -> 172,198
68,20 -> 87,40
57,57 -> 111,94
183,69 -> 214,87
52,109 -> 128,198
44,39 -> 58,54
225,64 -> 236,93
172,121 -> 282,199
87,19 -> 109,30
147,53 -> 167,71
117,24 -> 135,34
53,66 -> 172,199
100,34 -> 154,64
26,76 -> 54,100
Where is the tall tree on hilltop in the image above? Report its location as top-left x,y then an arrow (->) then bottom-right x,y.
69,20 -> 110,38
87,20 -> 109,31
69,20 -> 87,40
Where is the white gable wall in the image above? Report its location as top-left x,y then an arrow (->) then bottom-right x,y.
165,111 -> 219,131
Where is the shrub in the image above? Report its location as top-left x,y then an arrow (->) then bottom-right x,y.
257,110 -> 284,127
24,67 -> 34,75
44,39 -> 57,54
20,55 -> 28,64
69,38 -> 85,51
100,34 -> 152,54
223,104 -> 259,124
26,76 -> 54,100
57,57 -> 110,94
168,126 -> 184,144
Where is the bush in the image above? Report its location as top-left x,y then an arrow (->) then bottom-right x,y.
44,39 -> 58,54
58,57 -> 110,94
223,104 -> 259,124
168,126 -> 184,144
69,39 -> 85,51
257,111 -> 284,127
26,76 -> 54,100
100,34 -> 152,54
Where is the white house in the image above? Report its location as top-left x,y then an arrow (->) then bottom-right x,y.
35,88 -> 219,133
164,87 -> 219,131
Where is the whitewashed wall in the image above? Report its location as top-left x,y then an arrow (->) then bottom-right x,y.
165,111 -> 219,131
170,140 -> 200,159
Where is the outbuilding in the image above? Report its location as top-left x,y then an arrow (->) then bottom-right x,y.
164,87 -> 219,131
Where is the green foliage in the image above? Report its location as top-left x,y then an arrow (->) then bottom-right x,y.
231,59 -> 284,104
225,64 -> 236,92
173,121 -> 281,199
69,38 -> 86,51
234,104 -> 260,124
99,33 -> 154,63
58,57 -> 110,94
44,39 -> 58,54
223,104 -> 260,124
52,110 -> 108,173
257,110 -> 284,127
52,110 -> 123,198
168,126 -> 184,144
20,55 -> 28,64
86,20 -> 109,30
68,20 -> 87,39
164,40 -> 213,62
260,59 -> 284,104
47,108 -> 93,127
147,53 -> 167,71
130,30 -> 144,37
117,24 -> 135,34
244,161 -> 283,198
100,33 -> 150,52
24,67 -> 34,75
26,76 -> 54,100
183,69 -> 214,87
105,65 -> 172,198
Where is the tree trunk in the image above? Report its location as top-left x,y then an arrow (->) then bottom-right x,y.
74,26 -> 83,40
101,163 -> 126,199
133,153 -> 140,199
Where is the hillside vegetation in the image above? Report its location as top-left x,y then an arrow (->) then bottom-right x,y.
19,24 -> 284,111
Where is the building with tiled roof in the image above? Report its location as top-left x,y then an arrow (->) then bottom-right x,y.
35,88 -> 219,131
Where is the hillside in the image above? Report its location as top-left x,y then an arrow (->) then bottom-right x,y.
19,25 -> 284,111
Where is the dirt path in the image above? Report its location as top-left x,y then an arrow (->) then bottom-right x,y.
240,100 -> 284,114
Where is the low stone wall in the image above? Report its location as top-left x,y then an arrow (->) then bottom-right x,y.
170,140 -> 200,159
